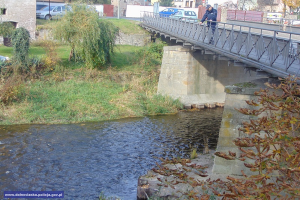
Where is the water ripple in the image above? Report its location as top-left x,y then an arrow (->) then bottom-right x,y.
0,108 -> 223,199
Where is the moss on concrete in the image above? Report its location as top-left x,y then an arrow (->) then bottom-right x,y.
233,82 -> 257,88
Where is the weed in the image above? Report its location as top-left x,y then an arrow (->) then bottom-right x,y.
190,148 -> 198,159
0,75 -> 24,105
40,40 -> 61,71
134,42 -> 166,69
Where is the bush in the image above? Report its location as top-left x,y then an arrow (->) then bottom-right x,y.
11,27 -> 30,65
41,40 -> 60,70
135,42 -> 165,68
0,76 -> 24,105
0,22 -> 15,37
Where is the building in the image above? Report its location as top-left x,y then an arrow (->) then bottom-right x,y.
111,0 -> 151,17
174,0 -> 200,8
0,0 -> 36,39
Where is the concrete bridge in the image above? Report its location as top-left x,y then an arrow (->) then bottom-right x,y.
139,13 -> 300,176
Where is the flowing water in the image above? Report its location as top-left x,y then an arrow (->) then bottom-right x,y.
0,108 -> 223,200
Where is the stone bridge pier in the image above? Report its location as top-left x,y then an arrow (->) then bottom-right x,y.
157,45 -> 260,107
158,45 -> 275,176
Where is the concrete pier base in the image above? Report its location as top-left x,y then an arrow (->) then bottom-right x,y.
157,46 -> 258,106
212,78 -> 272,176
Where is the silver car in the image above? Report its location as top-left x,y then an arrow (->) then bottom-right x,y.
36,5 -> 70,20
169,10 -> 198,22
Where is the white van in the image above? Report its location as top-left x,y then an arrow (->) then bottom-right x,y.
36,4 -> 71,20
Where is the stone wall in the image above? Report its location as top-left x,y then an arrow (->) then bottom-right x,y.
115,32 -> 149,46
157,46 -> 259,106
0,0 -> 36,39
36,29 -> 150,46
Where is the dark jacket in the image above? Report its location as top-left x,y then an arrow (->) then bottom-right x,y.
201,8 -> 217,26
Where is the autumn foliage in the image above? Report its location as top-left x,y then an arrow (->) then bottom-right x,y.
154,76 -> 300,199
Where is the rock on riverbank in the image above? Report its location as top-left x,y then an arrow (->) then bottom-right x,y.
137,150 -> 229,199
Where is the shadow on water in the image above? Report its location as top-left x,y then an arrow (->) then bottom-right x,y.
0,108 -> 223,199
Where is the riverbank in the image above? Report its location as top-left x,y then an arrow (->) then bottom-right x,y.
137,150 -> 232,200
0,43 -> 182,125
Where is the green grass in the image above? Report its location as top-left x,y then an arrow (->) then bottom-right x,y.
15,79 -> 123,124
0,44 -> 140,69
111,45 -> 143,69
0,45 -> 46,58
104,18 -> 146,34
0,43 -> 182,125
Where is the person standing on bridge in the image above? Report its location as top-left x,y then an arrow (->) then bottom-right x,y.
199,5 -> 217,45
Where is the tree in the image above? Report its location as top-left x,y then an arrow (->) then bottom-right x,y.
159,0 -> 174,7
257,0 -> 276,11
52,3 -> 118,68
286,0 -> 300,13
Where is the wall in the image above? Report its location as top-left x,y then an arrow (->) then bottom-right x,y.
115,32 -> 149,46
103,4 -> 114,17
157,46 -> 258,106
1,0 -> 36,39
36,28 -> 149,46
94,5 -> 104,17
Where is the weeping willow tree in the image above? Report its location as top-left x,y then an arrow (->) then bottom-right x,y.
52,3 -> 118,68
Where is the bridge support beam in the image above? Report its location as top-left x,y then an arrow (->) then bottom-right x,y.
212,78 -> 279,176
157,46 -> 260,106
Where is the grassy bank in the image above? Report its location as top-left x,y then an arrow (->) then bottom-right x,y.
0,44 -> 182,125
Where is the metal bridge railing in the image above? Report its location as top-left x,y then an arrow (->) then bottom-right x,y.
141,11 -> 300,78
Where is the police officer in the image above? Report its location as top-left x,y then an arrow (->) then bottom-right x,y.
199,5 -> 217,44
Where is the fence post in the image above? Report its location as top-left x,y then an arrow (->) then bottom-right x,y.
235,10 -> 237,20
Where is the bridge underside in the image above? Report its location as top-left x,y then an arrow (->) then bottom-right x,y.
157,45 -> 265,106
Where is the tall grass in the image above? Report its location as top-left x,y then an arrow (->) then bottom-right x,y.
0,43 -> 183,125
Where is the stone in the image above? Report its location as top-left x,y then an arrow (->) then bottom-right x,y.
204,103 -> 216,108
196,104 -> 205,109
216,102 -> 225,107
184,105 -> 192,109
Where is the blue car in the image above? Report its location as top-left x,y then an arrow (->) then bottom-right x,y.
159,8 -> 183,17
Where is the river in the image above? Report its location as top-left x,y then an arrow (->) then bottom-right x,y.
0,108 -> 223,199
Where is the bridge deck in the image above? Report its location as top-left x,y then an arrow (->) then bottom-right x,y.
141,12 -> 300,78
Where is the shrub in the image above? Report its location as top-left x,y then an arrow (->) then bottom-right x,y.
0,21 -> 15,37
11,27 -> 30,69
0,76 -> 24,105
135,42 -> 165,68
207,76 -> 300,199
41,40 -> 60,70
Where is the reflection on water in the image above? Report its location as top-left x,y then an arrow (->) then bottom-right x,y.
0,108 -> 223,199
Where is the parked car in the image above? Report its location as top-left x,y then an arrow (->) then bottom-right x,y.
36,5 -> 71,20
36,4 -> 47,11
169,10 -> 198,22
159,8 -> 183,17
